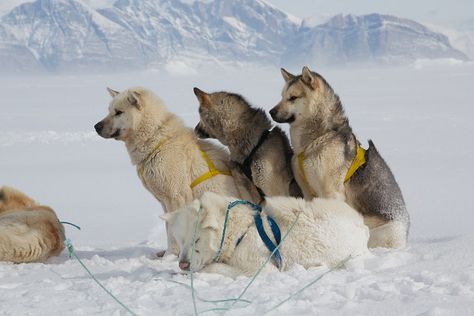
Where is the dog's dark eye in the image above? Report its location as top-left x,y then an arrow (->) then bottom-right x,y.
288,96 -> 299,102
115,110 -> 123,116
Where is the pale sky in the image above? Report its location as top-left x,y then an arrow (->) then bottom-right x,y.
266,0 -> 474,27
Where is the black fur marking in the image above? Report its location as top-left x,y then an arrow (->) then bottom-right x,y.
240,129 -> 271,182
111,130 -> 120,138
238,129 -> 272,201
194,124 -> 211,139
285,115 -> 296,123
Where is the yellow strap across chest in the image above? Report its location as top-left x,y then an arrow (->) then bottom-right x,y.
190,150 -> 232,189
137,142 -> 231,189
344,144 -> 366,183
298,142 -> 366,195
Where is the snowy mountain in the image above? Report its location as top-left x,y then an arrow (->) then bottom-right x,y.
0,0 -> 468,73
97,0 -> 300,65
285,14 -> 468,66
451,19 -> 474,59
0,0 -> 146,72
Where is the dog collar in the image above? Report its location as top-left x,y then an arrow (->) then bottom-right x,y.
236,128 -> 272,201
240,129 -> 271,180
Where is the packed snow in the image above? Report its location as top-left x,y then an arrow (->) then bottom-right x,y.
1,62 -> 474,315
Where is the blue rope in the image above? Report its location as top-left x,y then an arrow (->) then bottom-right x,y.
60,221 -> 81,230
228,209 -> 303,310
156,278 -> 251,305
214,200 -> 260,262
263,255 -> 352,314
189,207 -> 201,316
64,239 -> 139,316
254,213 -> 283,270
189,204 -> 254,315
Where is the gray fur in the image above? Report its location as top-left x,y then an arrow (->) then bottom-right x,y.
348,141 -> 409,225
193,89 -> 302,201
271,67 -> 410,248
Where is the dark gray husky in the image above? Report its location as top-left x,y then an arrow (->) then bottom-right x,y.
270,66 -> 409,248
193,88 -> 302,203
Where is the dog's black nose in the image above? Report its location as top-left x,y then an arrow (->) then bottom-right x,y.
94,121 -> 104,133
269,107 -> 277,119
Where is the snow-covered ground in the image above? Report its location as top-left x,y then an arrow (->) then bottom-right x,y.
1,62 -> 474,315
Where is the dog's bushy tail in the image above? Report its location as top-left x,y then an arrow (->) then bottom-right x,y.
0,217 -> 64,263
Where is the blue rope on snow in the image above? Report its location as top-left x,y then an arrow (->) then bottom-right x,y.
64,239 -> 139,316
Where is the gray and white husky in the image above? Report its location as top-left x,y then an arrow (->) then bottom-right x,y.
193,88 -> 301,203
270,67 -> 410,248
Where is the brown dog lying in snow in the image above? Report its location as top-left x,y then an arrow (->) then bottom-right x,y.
0,186 -> 65,263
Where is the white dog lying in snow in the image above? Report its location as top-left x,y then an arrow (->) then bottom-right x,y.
162,192 -> 369,277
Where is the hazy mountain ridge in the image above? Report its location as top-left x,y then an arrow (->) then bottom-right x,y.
287,14 -> 468,66
0,0 -> 468,73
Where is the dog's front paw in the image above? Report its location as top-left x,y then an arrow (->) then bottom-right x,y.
155,248 -> 178,260
156,249 -> 167,258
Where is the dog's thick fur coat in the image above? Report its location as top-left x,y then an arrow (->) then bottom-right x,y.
193,88 -> 301,202
95,87 -> 241,254
0,186 -> 65,263
164,192 -> 369,277
270,67 -> 410,249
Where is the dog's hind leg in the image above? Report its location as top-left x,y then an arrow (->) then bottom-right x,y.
368,220 -> 408,249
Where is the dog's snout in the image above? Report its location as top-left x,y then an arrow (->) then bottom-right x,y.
94,121 -> 104,133
179,261 -> 190,271
269,107 -> 277,119
194,123 -> 201,134
194,123 -> 210,139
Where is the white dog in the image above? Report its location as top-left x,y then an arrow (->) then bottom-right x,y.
95,87 -> 241,255
162,192 -> 369,277
0,186 -> 65,263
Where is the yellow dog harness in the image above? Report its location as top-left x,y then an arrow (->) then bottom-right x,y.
297,141 -> 366,196
137,141 -> 231,189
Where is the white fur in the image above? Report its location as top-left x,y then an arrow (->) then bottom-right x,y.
165,192 -> 369,276
96,87 -> 241,254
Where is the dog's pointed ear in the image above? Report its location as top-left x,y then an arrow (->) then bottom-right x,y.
193,87 -> 211,106
127,90 -> 143,110
281,68 -> 295,82
301,66 -> 320,90
107,87 -> 119,98
201,209 -> 219,230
